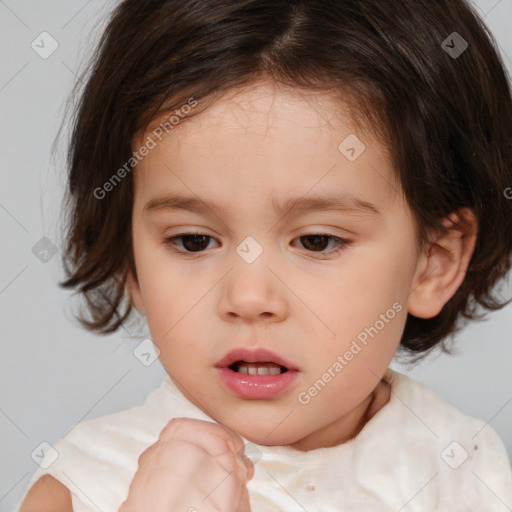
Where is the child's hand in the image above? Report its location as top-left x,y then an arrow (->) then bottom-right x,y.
118,417 -> 254,512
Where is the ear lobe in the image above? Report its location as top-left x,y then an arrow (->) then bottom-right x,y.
126,269 -> 145,315
407,208 -> 478,319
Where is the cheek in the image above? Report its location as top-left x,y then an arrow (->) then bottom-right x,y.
132,232 -> 182,329
136,257 -> 216,352
310,245 -> 411,361
319,245 -> 410,316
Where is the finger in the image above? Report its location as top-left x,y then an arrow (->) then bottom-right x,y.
159,418 -> 246,457
162,418 -> 255,482
163,445 -> 246,512
144,435 -> 250,486
237,453 -> 255,481
193,455 -> 248,512
211,448 -> 251,484
237,484 -> 253,512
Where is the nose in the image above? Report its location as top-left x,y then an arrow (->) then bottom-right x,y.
217,261 -> 288,323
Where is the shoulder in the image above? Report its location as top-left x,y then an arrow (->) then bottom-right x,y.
19,475 -> 72,512
17,376 -> 198,512
395,374 -> 512,498
15,408 -> 154,512
384,370 -> 510,455
352,370 -> 512,508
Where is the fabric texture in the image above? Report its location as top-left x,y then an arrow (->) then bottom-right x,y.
16,369 -> 512,511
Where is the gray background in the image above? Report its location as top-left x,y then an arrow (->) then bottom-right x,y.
1,0 -> 511,510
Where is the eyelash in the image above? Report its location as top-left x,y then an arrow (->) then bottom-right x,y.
163,232 -> 352,257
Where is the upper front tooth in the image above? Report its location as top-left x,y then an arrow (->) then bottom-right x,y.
236,363 -> 282,375
246,366 -> 275,375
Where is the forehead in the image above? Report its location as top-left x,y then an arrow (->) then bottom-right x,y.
137,79 -> 380,152
131,80 -> 402,217
167,81 -> 363,145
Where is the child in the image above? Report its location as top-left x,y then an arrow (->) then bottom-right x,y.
17,0 -> 512,510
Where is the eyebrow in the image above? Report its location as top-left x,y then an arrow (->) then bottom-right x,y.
143,193 -> 381,218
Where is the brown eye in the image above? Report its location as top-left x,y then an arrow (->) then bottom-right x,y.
164,233 -> 217,253
181,234 -> 210,251
164,232 -> 351,257
299,234 -> 331,252
292,233 -> 352,256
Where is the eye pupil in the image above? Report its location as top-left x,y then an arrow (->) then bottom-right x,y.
301,235 -> 329,252
183,234 -> 209,251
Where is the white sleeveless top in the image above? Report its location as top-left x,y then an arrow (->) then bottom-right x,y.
16,369 -> 512,511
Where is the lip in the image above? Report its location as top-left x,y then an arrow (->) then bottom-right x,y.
217,368 -> 299,399
215,347 -> 300,400
214,347 -> 300,371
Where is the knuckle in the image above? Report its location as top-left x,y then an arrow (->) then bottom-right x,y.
159,418 -> 180,440
209,423 -> 243,447
221,428 -> 244,448
136,444 -> 154,466
136,450 -> 146,467
160,417 -> 191,438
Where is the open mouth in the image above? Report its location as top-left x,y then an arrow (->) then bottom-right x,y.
228,361 -> 288,375
217,350 -> 299,399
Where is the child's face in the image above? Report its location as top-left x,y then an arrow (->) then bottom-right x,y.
129,80 -> 425,449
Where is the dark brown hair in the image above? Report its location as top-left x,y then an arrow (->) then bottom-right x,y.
58,0 -> 512,362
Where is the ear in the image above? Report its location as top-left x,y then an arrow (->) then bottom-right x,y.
407,208 -> 478,319
126,268 -> 145,315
